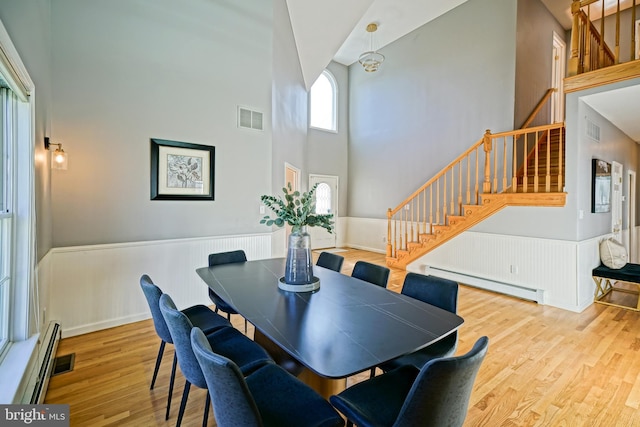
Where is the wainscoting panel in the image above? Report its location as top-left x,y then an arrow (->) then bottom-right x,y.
45,234 -> 271,337
411,232 -> 580,310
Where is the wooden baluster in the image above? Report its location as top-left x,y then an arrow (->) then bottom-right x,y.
410,199 -> 414,244
533,131 -> 540,193
585,4 -> 592,71
615,0 -> 620,64
436,178 -> 441,225
450,167 -> 454,216
502,137 -> 507,192
466,155 -> 471,204
394,214 -> 398,257
569,0 -> 581,75
475,148 -> 479,202
403,206 -> 408,250
558,127 -> 564,192
512,135 -> 517,192
386,209 -> 392,257
600,0 -> 605,68
483,130 -> 492,193
522,132 -> 528,193
491,141 -> 498,193
429,185 -> 433,234
632,0 -> 637,61
458,161 -> 463,214
443,173 -> 448,221
546,129 -> 551,192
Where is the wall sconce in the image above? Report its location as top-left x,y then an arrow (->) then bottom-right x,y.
44,137 -> 68,170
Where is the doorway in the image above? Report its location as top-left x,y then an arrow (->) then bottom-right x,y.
308,174 -> 338,249
551,32 -> 566,123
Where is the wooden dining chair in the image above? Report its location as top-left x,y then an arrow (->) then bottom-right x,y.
351,260 -> 390,288
330,336 -> 489,427
191,327 -> 344,427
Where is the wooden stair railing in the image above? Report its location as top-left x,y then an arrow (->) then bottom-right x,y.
386,123 -> 566,268
568,0 -> 637,76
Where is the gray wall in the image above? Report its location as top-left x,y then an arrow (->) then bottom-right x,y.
307,61 -> 349,217
49,0 -> 275,247
348,0 -> 518,219
0,0 -> 53,260
272,0 -> 307,194
515,0 -> 566,128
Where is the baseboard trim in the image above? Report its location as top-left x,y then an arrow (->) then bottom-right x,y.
61,313 -> 150,338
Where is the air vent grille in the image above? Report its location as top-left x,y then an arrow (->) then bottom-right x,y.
586,118 -> 600,142
238,107 -> 263,131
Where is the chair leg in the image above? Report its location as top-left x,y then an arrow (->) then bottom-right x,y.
202,392 -> 210,427
347,421 -> 354,427
226,312 -> 231,321
244,318 -> 248,334
150,340 -> 166,390
165,352 -> 178,420
176,381 -> 191,427
369,367 -> 376,378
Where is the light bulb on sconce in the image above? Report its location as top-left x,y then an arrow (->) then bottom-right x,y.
44,137 -> 68,170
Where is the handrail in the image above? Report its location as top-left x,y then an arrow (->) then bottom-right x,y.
520,88 -> 555,130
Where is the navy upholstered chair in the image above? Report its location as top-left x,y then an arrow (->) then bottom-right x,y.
330,336 -> 489,427
191,327 -> 344,427
139,274 -> 231,420
159,293 -> 272,427
316,251 -> 345,272
351,261 -> 390,288
378,273 -> 459,374
208,250 -> 248,333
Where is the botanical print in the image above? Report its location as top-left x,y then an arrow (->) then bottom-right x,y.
167,154 -> 203,189
594,159 -> 611,213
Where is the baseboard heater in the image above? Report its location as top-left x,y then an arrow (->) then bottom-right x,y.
424,266 -> 544,303
22,321 -> 61,404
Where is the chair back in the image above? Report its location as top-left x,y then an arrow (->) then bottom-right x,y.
401,273 -> 458,313
316,251 -> 345,272
140,274 -> 172,344
394,336 -> 489,427
191,327 -> 262,427
208,250 -> 247,266
159,293 -> 207,389
351,261 -> 390,288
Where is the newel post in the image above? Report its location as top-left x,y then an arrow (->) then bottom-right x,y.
483,129 -> 492,194
386,208 -> 393,257
568,0 -> 582,76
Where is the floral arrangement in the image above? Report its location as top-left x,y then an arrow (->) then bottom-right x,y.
260,183 -> 334,233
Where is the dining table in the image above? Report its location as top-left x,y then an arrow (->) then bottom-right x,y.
196,257 -> 464,397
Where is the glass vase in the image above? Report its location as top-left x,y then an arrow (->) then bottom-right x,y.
284,226 -> 314,285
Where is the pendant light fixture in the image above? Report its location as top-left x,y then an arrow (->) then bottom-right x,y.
358,23 -> 385,72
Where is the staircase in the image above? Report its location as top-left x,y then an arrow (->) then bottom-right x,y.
386,122 -> 566,269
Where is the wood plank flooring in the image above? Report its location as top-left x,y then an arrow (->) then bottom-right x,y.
45,249 -> 640,426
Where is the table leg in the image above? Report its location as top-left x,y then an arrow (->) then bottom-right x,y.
253,330 -> 346,399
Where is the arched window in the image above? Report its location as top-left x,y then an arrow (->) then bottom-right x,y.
309,70 -> 337,132
314,182 -> 332,215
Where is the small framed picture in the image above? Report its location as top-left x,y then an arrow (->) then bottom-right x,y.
150,138 -> 215,201
591,158 -> 611,213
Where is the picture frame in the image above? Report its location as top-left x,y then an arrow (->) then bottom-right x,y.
150,138 -> 215,201
591,158 -> 611,213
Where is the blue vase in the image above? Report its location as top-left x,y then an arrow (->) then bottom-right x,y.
284,226 -> 314,285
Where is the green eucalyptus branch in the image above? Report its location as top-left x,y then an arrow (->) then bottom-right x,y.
260,183 -> 334,233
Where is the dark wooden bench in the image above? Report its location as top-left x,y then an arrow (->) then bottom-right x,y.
592,263 -> 640,311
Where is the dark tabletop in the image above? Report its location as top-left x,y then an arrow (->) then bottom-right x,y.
196,258 -> 464,379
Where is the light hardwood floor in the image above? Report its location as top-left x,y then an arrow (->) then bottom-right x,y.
45,249 -> 640,426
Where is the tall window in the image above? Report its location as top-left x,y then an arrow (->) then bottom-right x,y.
309,70 -> 337,132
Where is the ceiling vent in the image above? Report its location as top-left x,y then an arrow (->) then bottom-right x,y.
586,118 -> 601,142
238,106 -> 263,131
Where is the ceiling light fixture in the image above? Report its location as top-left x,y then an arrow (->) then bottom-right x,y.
358,23 -> 385,73
44,137 -> 68,170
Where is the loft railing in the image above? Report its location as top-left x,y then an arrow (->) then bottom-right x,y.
569,0 -> 638,76
386,122 -> 565,259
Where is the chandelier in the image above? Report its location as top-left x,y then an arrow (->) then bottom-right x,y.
358,23 -> 385,72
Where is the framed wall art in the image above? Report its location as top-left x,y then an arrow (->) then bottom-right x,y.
150,138 -> 215,201
591,158 -> 611,213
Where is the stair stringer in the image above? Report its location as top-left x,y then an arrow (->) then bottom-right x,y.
386,192 -> 566,269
